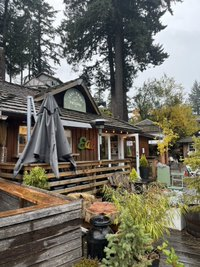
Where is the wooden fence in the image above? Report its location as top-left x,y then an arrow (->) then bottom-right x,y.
0,159 -> 132,195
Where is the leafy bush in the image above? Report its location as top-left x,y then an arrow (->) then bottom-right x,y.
129,167 -> 139,182
158,242 -> 184,267
23,167 -> 49,190
101,184 -> 172,266
184,137 -> 200,212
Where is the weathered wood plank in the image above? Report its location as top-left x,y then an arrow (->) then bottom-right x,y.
0,172 -> 22,179
31,248 -> 82,267
49,171 -> 130,187
0,229 -> 81,262
0,209 -> 81,239
46,164 -> 130,179
55,180 -> 109,194
0,201 -> 81,228
0,219 -> 80,251
0,237 -> 82,267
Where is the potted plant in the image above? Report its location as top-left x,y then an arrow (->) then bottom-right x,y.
101,183 -> 176,266
183,137 -> 200,237
139,154 -> 150,180
165,190 -> 186,231
23,166 -> 50,190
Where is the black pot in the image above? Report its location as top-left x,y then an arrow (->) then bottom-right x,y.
149,258 -> 160,267
139,166 -> 150,180
185,209 -> 200,237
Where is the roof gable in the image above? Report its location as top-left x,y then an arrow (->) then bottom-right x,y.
35,78 -> 101,115
24,72 -> 62,89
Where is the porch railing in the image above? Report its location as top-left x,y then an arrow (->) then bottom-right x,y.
0,159 -> 132,195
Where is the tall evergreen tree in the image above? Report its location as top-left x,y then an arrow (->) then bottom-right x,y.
189,81 -> 200,115
1,0 -> 61,82
60,0 -> 182,121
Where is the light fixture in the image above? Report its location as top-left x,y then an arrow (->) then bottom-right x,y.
0,110 -> 8,120
92,119 -> 107,145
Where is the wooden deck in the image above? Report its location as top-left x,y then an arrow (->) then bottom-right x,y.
0,159 -> 132,195
160,229 -> 200,267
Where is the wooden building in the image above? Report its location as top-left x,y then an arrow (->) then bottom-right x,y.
0,77 -> 152,170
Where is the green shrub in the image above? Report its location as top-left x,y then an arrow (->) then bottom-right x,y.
101,184 -> 172,266
139,154 -> 149,167
23,167 -> 49,190
158,242 -> 184,267
184,137 -> 200,212
129,167 -> 139,182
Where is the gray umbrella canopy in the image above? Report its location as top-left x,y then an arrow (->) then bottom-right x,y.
14,93 -> 76,178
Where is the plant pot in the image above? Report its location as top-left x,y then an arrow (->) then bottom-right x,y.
149,258 -> 160,267
166,207 -> 186,231
139,166 -> 149,180
185,208 -> 200,237
148,250 -> 160,267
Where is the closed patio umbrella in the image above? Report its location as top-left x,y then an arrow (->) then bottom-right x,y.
14,93 -> 76,178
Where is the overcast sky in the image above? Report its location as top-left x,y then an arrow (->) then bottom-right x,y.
47,0 -> 200,96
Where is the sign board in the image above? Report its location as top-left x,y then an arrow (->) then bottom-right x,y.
126,141 -> 133,146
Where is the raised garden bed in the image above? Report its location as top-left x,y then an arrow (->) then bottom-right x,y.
0,178 -> 82,267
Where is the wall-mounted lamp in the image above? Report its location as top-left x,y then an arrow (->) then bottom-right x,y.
92,119 -> 106,145
0,110 -> 8,120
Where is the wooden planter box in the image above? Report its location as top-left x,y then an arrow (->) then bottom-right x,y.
166,207 -> 186,231
0,178 -> 82,267
185,210 -> 200,238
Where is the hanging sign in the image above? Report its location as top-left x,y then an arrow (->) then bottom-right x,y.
126,140 -> 133,146
78,137 -> 95,150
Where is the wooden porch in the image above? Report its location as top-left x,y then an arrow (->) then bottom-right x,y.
0,159 -> 133,195
160,229 -> 200,267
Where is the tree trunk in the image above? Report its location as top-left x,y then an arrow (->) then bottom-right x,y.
37,8 -> 42,74
112,0 -> 128,121
107,33 -> 115,108
2,0 -> 10,48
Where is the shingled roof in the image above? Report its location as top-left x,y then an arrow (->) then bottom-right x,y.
0,80 -> 140,133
